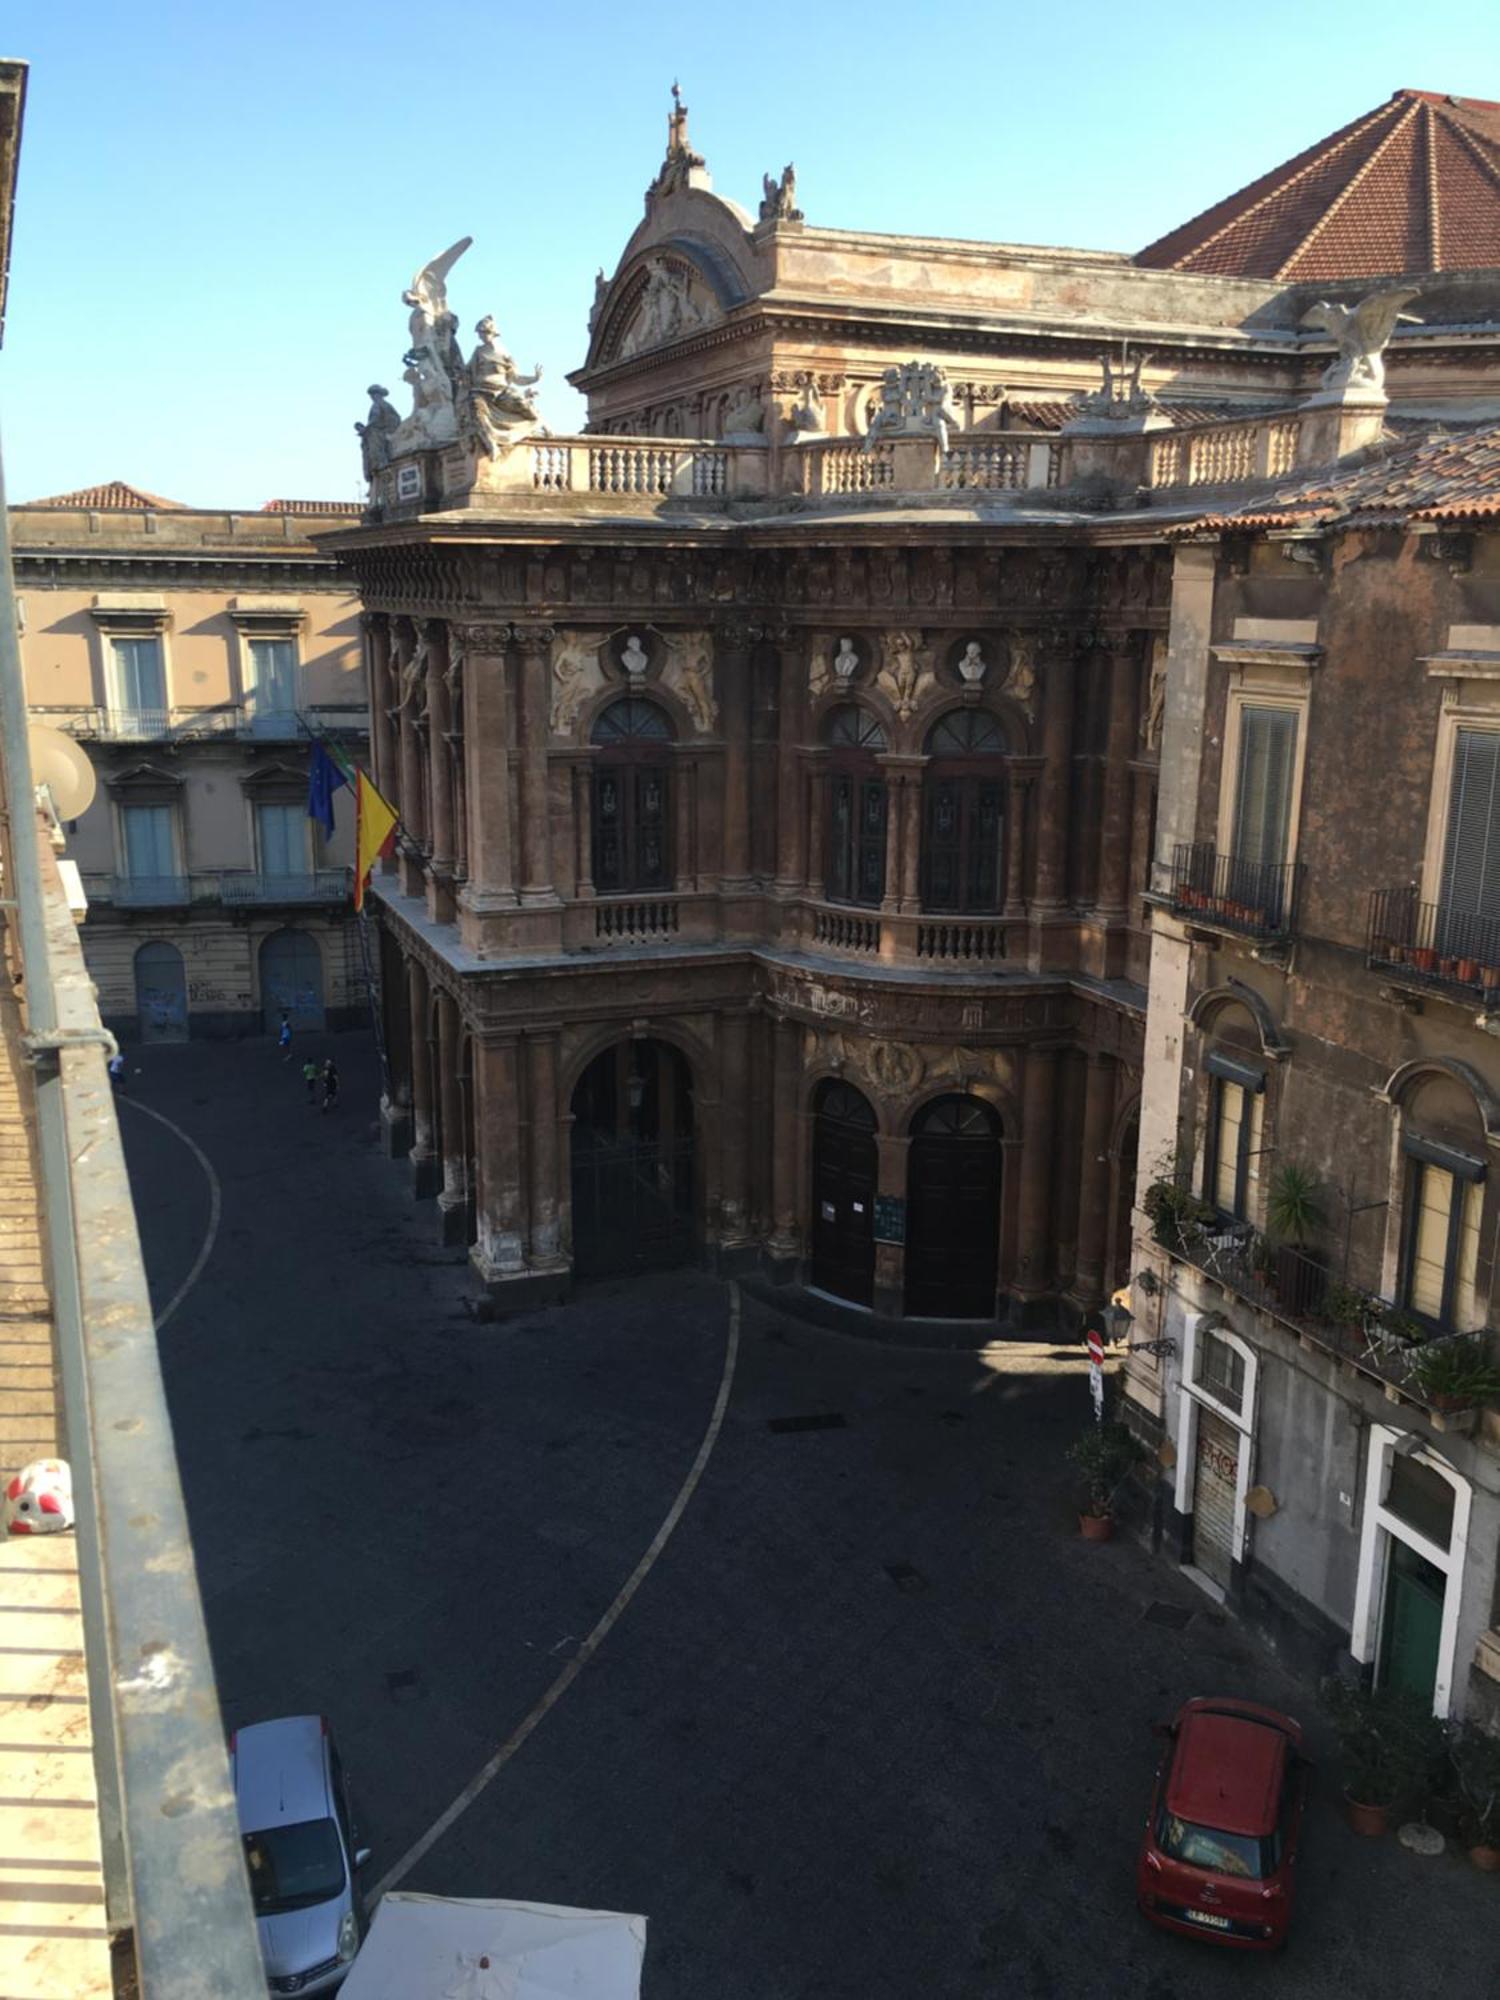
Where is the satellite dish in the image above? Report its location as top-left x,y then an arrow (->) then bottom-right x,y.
28,724 -> 97,823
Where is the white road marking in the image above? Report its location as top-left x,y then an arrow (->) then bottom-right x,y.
117,1098 -> 223,1332
371,1282 -> 743,1900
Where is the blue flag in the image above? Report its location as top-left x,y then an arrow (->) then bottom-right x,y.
306,740 -> 349,839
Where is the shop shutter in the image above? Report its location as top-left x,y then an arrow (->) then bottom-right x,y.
1193,1407 -> 1240,1589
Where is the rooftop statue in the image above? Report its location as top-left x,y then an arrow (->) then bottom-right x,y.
863,362 -> 963,454
462,315 -> 544,458
388,237 -> 474,453
759,162 -> 803,223
354,385 -> 401,478
1300,285 -> 1423,397
404,237 -> 472,378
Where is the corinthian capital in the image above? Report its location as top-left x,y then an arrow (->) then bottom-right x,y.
510,621 -> 557,654
449,620 -> 513,654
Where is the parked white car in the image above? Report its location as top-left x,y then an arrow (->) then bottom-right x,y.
232,1714 -> 369,1995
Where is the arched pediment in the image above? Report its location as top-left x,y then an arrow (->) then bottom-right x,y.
590,235 -> 749,370
1185,977 -> 1290,1059
1378,1056 -> 1500,1149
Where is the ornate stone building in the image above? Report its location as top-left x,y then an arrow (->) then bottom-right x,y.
329,87 -> 1500,1335
15,484 -> 367,1039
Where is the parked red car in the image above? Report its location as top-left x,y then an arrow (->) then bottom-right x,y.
1137,1696 -> 1309,1950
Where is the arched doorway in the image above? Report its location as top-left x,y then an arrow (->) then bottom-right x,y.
905,1095 -> 1002,1318
134,941 -> 187,1043
260,929 -> 324,1032
810,1080 -> 877,1306
570,1038 -> 694,1279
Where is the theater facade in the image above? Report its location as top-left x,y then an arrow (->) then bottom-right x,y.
326,88 -> 1500,1327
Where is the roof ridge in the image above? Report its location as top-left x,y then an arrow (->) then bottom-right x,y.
1275,96 -> 1420,278
1424,103 -> 1442,267
1148,97 -> 1405,272
1439,108 -> 1500,201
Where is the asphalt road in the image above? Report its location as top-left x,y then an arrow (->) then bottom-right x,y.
119,1031 -> 1497,1998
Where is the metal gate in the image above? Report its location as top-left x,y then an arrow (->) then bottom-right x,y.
1193,1406 -> 1240,1588
569,1040 -> 694,1280
134,941 -> 187,1043
810,1080 -> 877,1306
259,929 -> 325,1031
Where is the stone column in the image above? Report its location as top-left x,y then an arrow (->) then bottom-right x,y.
1129,762 -> 1156,903
435,989 -> 467,1244
717,1006 -> 752,1258
1005,772 -> 1034,913
1032,636 -> 1076,911
446,638 -> 469,886
365,614 -> 395,795
475,1035 -> 524,1277
407,959 -> 438,1198
454,623 -> 516,936
424,620 -> 455,914
1074,1052 -> 1116,1304
716,624 -> 753,891
767,1012 -> 802,1267
881,760 -> 925,914
513,622 -> 558,905
392,620 -> 426,896
1013,1045 -> 1057,1306
774,636 -> 808,895
1095,641 -> 1140,918
524,1030 -> 564,1269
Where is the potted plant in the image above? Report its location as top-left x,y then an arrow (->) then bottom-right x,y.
1321,1677 -> 1445,1836
1142,1177 -> 1213,1255
1067,1419 -> 1148,1541
1482,965 -> 1500,1002
1408,1334 -> 1500,1412
1450,1723 -> 1500,1870
1456,956 -> 1480,984
1268,1164 -> 1326,1314
1413,945 -> 1438,973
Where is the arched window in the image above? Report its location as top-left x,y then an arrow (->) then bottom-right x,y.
921,709 -> 1008,913
591,698 -> 673,893
823,704 -> 888,907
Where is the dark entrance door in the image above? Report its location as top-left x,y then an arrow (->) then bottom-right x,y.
135,941 -> 187,1043
570,1039 -> 694,1279
810,1080 -> 877,1306
905,1094 -> 1001,1318
260,928 -> 325,1031
1380,1539 -> 1445,1705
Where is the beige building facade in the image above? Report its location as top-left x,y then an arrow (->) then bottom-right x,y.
15,485 -> 368,1039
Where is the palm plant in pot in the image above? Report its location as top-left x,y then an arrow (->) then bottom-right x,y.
1320,1676 -> 1445,1836
1267,1163 -> 1326,1316
1408,1334 -> 1500,1414
1450,1722 -> 1500,1869
1067,1419 -> 1148,1541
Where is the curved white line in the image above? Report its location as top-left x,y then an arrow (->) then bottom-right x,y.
117,1097 -> 223,1332
372,1282 -> 743,1900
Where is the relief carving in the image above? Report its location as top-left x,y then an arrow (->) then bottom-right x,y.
875,630 -> 932,721
550,632 -> 607,735
660,629 -> 718,733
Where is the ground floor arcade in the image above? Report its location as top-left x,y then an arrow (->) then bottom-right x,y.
374,896 -> 1142,1328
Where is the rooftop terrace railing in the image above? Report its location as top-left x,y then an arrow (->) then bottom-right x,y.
0,466 -> 266,1993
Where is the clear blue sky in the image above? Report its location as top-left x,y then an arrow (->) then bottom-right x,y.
3,0 -> 1496,508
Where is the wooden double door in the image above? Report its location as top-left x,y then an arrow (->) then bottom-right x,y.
810,1081 -> 877,1307
905,1095 -> 1002,1319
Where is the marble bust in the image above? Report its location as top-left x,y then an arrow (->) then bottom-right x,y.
621,634 -> 649,681
957,641 -> 987,685
833,638 -> 860,684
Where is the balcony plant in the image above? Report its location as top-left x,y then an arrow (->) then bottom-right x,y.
1142,1177 -> 1214,1254
1320,1676 -> 1446,1836
1407,1334 -> 1500,1412
1450,1722 -> 1500,1869
1267,1163 -> 1324,1246
1066,1419 -> 1148,1541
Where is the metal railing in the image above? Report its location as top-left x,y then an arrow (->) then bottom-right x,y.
0,459 -> 266,1990
1169,842 -> 1301,941
108,872 -> 192,907
219,867 -> 352,905
1367,886 -> 1500,1007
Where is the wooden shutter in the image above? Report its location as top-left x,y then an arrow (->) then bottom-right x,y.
1440,728 -> 1500,919
1232,706 -> 1297,868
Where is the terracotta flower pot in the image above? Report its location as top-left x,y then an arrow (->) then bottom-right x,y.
1439,957 -> 1458,979
1457,958 -> 1480,983
1413,948 -> 1437,973
1468,1842 -> 1500,1872
1079,1510 -> 1115,1542
1345,1793 -> 1390,1837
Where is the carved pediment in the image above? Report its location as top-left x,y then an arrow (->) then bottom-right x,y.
604,253 -> 723,364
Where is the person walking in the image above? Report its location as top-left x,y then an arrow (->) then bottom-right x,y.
108,1051 -> 127,1093
321,1057 -> 340,1113
301,1056 -> 320,1104
277,1011 -> 293,1061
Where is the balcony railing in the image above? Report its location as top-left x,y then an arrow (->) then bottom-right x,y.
813,905 -> 882,954
219,868 -> 352,905
594,895 -> 681,941
1169,842 -> 1301,941
916,916 -> 1009,963
109,872 -> 192,906
1368,887 -> 1500,1007
1147,1187 -> 1488,1419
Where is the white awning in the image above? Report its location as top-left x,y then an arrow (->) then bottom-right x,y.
340,1892 -> 647,2000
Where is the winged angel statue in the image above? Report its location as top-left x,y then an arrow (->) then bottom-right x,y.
1300,285 -> 1422,396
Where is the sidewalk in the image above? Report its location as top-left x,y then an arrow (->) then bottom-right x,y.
0,926 -> 111,1998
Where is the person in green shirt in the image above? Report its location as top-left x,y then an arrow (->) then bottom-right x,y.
301,1057 -> 319,1105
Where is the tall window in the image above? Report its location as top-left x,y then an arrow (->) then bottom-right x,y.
1230,705 -> 1297,868
591,698 -> 672,894
1440,728 -> 1500,930
1205,1075 -> 1263,1221
1401,1151 -> 1482,1330
824,705 -> 887,907
921,709 -> 1007,913
121,803 -> 176,881
109,636 -> 167,733
256,803 -> 306,877
245,638 -> 298,734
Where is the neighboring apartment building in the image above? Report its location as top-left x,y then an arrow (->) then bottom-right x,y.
14,485 -> 368,1039
325,86 -> 1500,1363
1125,428 -> 1500,1726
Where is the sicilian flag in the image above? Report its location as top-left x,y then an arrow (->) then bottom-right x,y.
305,740 -> 349,839
354,771 -> 400,911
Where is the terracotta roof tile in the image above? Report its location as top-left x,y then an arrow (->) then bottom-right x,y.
22,480 -> 187,511
260,498 -> 362,515
1138,91 -> 1500,279
1183,418 -> 1500,532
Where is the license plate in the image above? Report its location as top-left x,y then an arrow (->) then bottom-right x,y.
1185,1909 -> 1232,1931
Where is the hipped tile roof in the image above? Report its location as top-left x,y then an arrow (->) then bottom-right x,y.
1186,418 -> 1500,533
22,480 -> 186,511
1138,90 -> 1500,280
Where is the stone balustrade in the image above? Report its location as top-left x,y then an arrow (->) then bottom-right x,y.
1148,411 -> 1307,490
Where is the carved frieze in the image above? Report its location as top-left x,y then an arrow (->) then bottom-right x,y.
875,630 -> 933,720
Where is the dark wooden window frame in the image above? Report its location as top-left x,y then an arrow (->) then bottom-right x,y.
919,709 -> 1009,915
591,698 -> 674,895
1398,1137 -> 1485,1333
823,705 -> 889,909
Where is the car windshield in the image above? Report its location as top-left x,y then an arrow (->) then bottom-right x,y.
1157,1807 -> 1273,1879
242,1817 -> 345,1914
